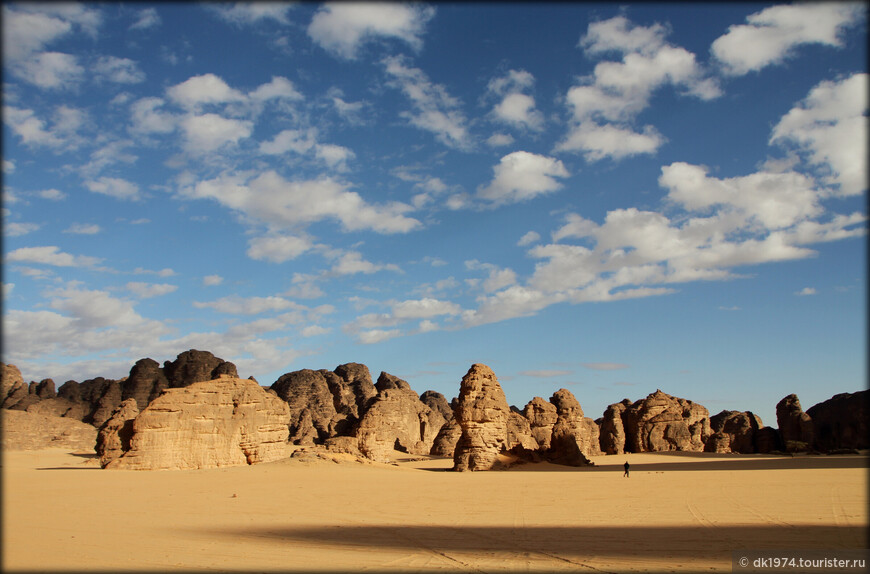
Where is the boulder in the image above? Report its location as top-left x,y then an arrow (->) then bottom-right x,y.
708,410 -> 763,454
375,371 -> 412,392
453,364 -> 511,471
1,363 -> 29,409
523,396 -> 558,450
506,410 -> 539,451
754,426 -> 783,453
1,409 -> 97,451
547,389 -> 599,465
162,349 -> 238,388
270,369 -> 343,444
806,390 -> 869,452
356,387 -> 446,462
32,379 -> 57,399
122,358 -> 170,410
106,377 -> 290,470
623,390 -> 710,452
420,390 -> 453,421
704,432 -> 731,453
56,377 -> 122,427
776,394 -> 814,452
332,363 -> 377,417
95,398 -> 140,467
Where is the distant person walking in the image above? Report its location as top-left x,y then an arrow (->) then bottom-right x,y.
623,461 -> 630,478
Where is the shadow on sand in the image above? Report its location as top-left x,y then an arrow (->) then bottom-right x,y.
202,524 -> 869,560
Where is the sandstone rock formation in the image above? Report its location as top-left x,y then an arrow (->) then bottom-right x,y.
598,400 -> 632,455
623,390 -> 710,452
453,364 -> 511,471
356,386 -> 446,462
162,349 -> 238,388
375,371 -> 412,392
776,394 -> 814,452
806,390 -> 869,452
430,418 -> 462,456
95,398 -> 139,467
106,377 -> 289,470
547,389 -> 599,465
706,410 -> 763,454
56,377 -> 122,427
523,396 -> 559,450
1,409 -> 97,451
507,410 -> 539,451
122,358 -> 170,410
754,426 -> 783,453
1,363 -> 29,409
271,369 -> 344,444
420,390 -> 453,422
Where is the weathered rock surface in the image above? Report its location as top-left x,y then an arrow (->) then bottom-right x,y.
271,369 -> 343,444
1,363 -> 30,409
106,377 -> 289,470
705,432 -> 731,453
96,398 -> 140,467
420,390 -> 453,422
776,394 -> 814,452
453,364 -> 511,471
507,410 -> 539,451
356,386 -> 446,462
163,349 -> 238,388
523,397 -> 559,451
56,377 -> 122,427
623,390 -> 710,452
375,371 -> 412,392
598,400 -> 631,455
806,390 -> 869,452
430,418 -> 462,456
31,379 -> 57,399
547,389 -> 599,465
754,426 -> 783,453
707,410 -> 763,454
1,409 -> 97,451
25,397 -> 88,420
122,358 -> 170,410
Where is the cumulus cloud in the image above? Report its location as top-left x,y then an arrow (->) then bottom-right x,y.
329,250 -> 400,276
20,51 -> 84,89
211,2 -> 293,25
558,15 -> 719,161
487,70 -> 544,131
259,128 -> 355,171
712,3 -> 864,76
770,73 -> 868,197
179,113 -> 253,154
193,295 -> 303,315
183,170 -> 420,234
477,151 -> 570,205
126,282 -> 178,298
518,231 -> 541,247
795,287 -> 817,296
5,222 -> 41,237
167,74 -> 246,110
308,3 -> 435,59
246,234 -> 313,263
94,56 -> 145,84
383,55 -> 471,150
129,97 -> 177,134
203,275 -> 224,286
84,176 -> 141,201
63,223 -> 101,235
130,7 -> 160,30
6,246 -> 102,267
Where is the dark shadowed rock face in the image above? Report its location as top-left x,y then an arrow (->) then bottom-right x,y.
122,358 -> 170,410
333,363 -> 377,417
623,390 -> 710,453
375,372 -> 412,393
453,364 -> 511,471
754,426 -> 783,453
430,418 -> 462,457
776,394 -> 814,452
420,390 -> 453,422
1,363 -> 31,410
356,387 -> 446,462
708,410 -> 763,454
806,390 -> 869,452
54,377 -> 122,427
270,369 -> 340,445
96,398 -> 140,467
163,349 -> 238,388
598,400 -> 630,455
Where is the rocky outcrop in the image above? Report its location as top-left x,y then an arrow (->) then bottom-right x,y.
754,426 -> 783,453
1,363 -> 34,410
30,379 -> 56,399
420,390 -> 453,422
106,377 -> 289,470
507,410 -> 539,451
806,390 -> 869,452
95,398 -> 139,467
598,400 -> 631,455
453,364 -> 511,471
547,389 -> 599,465
776,394 -> 814,452
356,386 -> 446,462
707,410 -> 763,454
1,409 -> 97,451
523,397 -> 559,450
430,418 -> 462,456
162,349 -> 238,388
56,377 -> 122,427
333,363 -> 377,417
122,358 -> 170,410
271,369 -> 343,444
375,371 -> 412,392
623,390 -> 710,452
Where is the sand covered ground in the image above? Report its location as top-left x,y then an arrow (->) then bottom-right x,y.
2,448 -> 867,572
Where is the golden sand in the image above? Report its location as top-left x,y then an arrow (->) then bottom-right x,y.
2,448 -> 867,572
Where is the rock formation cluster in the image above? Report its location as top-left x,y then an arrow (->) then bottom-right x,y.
3,351 -> 868,470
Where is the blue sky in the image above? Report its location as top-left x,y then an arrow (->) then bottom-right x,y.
2,2 -> 866,427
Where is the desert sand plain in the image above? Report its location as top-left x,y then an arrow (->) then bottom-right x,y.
2,446 -> 867,573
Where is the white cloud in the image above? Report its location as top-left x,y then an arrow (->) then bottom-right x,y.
477,151 -> 570,204
795,287 -> 817,296
330,251 -> 399,276
555,121 -> 664,161
94,56 -> 145,84
5,222 -> 41,237
518,231 -> 541,246
167,74 -> 246,110
712,3 -> 864,76
3,160 -> 15,174
3,106 -> 63,148
383,55 -> 471,150
38,189 -> 67,201
486,133 -> 514,147
770,73 -> 868,197
259,128 -> 355,171
212,2 -> 293,25
179,113 -> 253,154
126,282 -> 178,298
391,298 -> 462,320
64,223 -> 101,235
194,295 -> 302,315
203,275 -> 224,287
6,246 -> 102,267
84,177 -> 141,201
308,3 -> 435,59
582,362 -> 629,371
487,69 -> 544,131
183,170 -> 420,234
129,97 -> 177,134
248,76 -> 303,102
20,51 -> 84,89
246,234 -> 313,263
356,328 -> 402,345
130,7 -> 161,30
